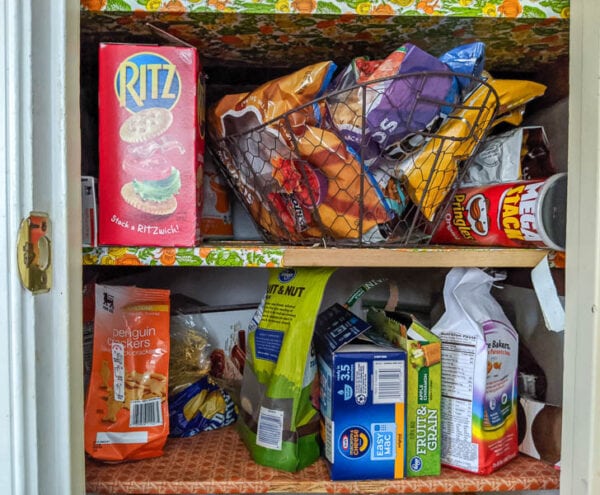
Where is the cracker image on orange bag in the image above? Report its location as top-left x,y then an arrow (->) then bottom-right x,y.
84,284 -> 171,462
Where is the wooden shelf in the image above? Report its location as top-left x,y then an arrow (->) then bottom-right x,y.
82,245 -> 550,268
281,246 -> 550,268
85,426 -> 559,494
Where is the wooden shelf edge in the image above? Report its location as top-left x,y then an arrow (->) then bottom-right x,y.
282,246 -> 550,268
82,245 -> 550,268
85,426 -> 559,494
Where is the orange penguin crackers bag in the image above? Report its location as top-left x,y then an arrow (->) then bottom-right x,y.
84,284 -> 171,462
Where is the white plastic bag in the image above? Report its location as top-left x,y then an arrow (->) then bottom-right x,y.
431,267 -> 519,474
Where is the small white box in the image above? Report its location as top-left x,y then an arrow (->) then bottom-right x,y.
81,176 -> 98,246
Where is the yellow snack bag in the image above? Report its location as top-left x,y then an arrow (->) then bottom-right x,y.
397,76 -> 546,220
84,284 -> 170,462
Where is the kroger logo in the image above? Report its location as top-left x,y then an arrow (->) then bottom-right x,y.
115,52 -> 180,113
278,268 -> 296,283
410,456 -> 423,472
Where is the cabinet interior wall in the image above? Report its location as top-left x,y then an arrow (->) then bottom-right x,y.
79,8 -> 569,494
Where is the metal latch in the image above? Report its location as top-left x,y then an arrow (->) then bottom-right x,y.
17,212 -> 52,294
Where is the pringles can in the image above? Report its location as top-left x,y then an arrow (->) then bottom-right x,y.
431,173 -> 567,250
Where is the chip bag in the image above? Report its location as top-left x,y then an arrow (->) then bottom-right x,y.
327,44 -> 454,169
394,75 -> 546,220
238,267 -> 335,472
169,375 -> 237,438
84,284 -> 170,462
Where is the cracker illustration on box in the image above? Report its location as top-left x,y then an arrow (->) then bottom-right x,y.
119,107 -> 174,143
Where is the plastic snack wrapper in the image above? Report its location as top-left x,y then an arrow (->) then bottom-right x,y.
292,125 -> 391,238
84,284 -> 171,462
439,42 -> 486,111
326,43 -> 454,168
210,61 -> 336,139
392,74 -> 546,220
169,311 -> 212,396
168,304 -> 240,437
169,374 -> 237,438
462,126 -> 557,186
489,76 -> 547,127
461,127 -> 524,186
238,267 -> 335,472
209,61 -> 338,242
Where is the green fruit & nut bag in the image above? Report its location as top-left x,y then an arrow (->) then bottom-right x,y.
238,267 -> 335,472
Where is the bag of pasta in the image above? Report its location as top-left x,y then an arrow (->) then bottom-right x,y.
168,308 -> 237,437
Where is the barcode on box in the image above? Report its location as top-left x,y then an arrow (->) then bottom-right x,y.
129,398 -> 163,427
373,361 -> 405,404
111,343 -> 125,402
256,406 -> 284,451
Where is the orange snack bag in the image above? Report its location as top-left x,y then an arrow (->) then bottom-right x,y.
84,284 -> 171,462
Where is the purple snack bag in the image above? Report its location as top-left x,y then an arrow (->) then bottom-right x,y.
327,44 -> 454,167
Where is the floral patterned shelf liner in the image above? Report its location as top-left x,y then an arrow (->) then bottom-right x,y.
80,2 -> 569,72
85,426 -> 560,494
82,246 -> 285,267
82,0 -> 569,18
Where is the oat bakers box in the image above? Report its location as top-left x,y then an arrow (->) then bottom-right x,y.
98,43 -> 204,246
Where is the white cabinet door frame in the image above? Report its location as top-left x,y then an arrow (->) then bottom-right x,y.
562,0 -> 600,493
0,0 -> 84,494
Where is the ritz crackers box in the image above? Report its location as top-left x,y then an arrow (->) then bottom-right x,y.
314,304 -> 407,480
98,43 -> 204,246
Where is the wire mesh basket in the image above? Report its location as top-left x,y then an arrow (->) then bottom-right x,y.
209,71 -> 500,246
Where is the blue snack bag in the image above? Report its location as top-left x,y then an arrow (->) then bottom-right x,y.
169,375 -> 237,438
439,42 -> 486,113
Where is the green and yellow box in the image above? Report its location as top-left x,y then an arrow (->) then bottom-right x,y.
366,310 -> 441,477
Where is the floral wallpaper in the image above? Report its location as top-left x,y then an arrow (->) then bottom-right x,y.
81,7 -> 569,72
81,0 -> 569,18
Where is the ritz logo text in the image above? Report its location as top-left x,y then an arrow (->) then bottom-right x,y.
115,52 -> 181,112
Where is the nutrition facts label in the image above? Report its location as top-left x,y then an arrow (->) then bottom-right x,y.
440,339 -> 478,471
442,342 -> 476,442
441,341 -> 476,402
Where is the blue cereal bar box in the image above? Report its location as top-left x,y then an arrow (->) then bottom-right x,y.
314,303 -> 406,480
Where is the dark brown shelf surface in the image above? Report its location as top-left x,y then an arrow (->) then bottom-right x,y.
85,425 -> 560,494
